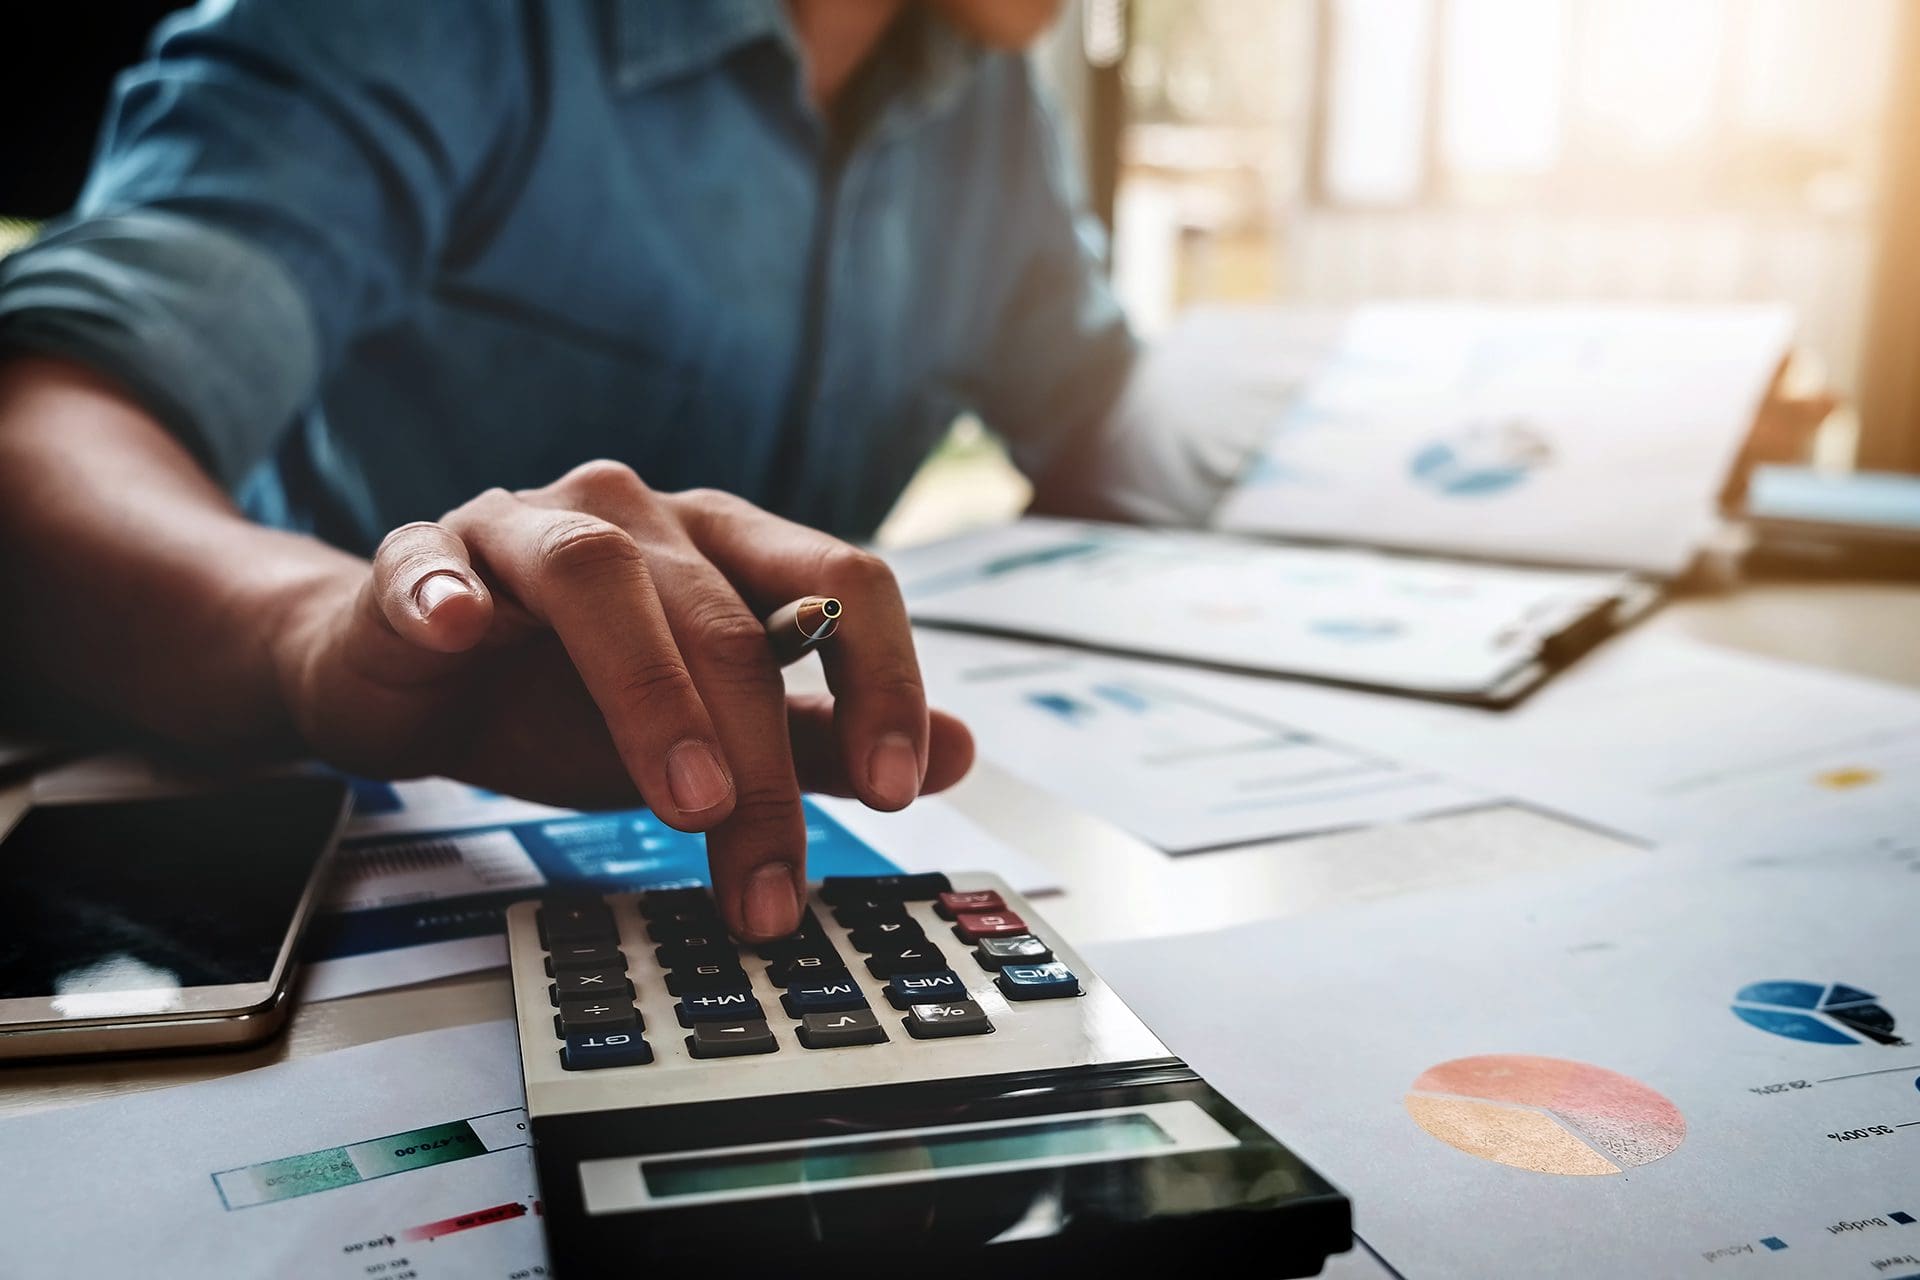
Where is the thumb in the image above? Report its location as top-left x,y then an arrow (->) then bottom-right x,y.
345,521 -> 494,681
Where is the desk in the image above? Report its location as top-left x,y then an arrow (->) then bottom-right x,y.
4,578 -> 1918,1123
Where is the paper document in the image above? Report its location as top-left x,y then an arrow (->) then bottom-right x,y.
302,777 -> 1052,1001
913,629 -> 1486,853
894,517 -> 1639,701
0,1021 -> 542,1278
1214,302 -> 1794,574
1088,851 -> 1920,1280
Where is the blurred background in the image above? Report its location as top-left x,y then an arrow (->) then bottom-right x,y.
7,0 -> 1916,539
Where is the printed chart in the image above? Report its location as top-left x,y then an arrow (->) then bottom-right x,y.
1404,1055 -> 1686,1175
1732,982 -> 1906,1047
913,630 -> 1485,853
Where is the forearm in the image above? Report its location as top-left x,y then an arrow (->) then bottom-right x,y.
0,355 -> 358,748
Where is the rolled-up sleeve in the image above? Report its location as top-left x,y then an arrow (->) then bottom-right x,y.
0,211 -> 318,486
0,0 -> 532,486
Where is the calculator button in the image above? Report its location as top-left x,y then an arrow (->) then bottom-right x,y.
639,888 -> 716,918
885,970 -> 969,1009
549,968 -> 634,1004
559,1031 -> 653,1070
665,963 -> 752,997
865,941 -> 946,979
754,912 -> 828,962
903,1000 -> 994,1039
655,939 -> 738,971
554,1000 -> 640,1037
798,1008 -> 888,1049
831,898 -> 914,928
996,962 -> 1082,1001
766,954 -> 850,988
952,911 -> 1028,942
782,979 -> 869,1017
686,1019 -> 779,1058
820,873 -> 952,904
676,991 -> 764,1026
648,917 -> 727,947
974,935 -> 1054,969
935,890 -> 1006,919
538,900 -> 616,946
545,943 -> 624,975
848,920 -> 926,953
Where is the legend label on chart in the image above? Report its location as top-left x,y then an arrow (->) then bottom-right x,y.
213,1108 -> 529,1209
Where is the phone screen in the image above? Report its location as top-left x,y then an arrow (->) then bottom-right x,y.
0,776 -> 347,1001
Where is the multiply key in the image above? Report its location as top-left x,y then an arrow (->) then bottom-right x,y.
550,968 -> 633,1004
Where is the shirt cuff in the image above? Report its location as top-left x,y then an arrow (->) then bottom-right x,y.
0,209 -> 319,489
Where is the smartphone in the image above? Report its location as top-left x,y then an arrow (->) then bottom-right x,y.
0,772 -> 351,1059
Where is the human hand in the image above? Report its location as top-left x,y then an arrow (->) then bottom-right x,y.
270,461 -> 973,940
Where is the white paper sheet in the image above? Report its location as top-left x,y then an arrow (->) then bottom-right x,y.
1088,851 -> 1920,1280
912,629 -> 1487,853
0,1021 -> 543,1279
894,517 -> 1634,698
1214,302 -> 1795,575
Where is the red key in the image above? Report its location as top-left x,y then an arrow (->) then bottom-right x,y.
937,890 -> 1006,919
953,910 -> 1027,941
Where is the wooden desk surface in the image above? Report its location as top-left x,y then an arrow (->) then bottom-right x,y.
4,577 -> 1916,1121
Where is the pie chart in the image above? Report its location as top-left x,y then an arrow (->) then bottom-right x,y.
1404,1054 -> 1686,1176
1731,981 -> 1904,1046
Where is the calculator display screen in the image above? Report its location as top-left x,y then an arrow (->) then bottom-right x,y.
643,1114 -> 1173,1199
0,778 -> 346,1003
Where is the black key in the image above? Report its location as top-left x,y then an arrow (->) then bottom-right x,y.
545,942 -> 625,975
655,939 -> 739,971
753,911 -> 827,961
549,967 -> 633,1005
996,962 -> 1082,1001
665,962 -> 751,997
782,978 -> 869,1017
765,953 -> 849,989
974,935 -> 1054,969
819,873 -> 951,904
831,898 -> 914,928
903,999 -> 993,1039
798,1007 -> 888,1049
676,990 -> 764,1026
639,888 -> 717,919
848,920 -> 925,953
648,916 -> 727,947
538,900 -> 615,947
554,999 -> 640,1037
686,1019 -> 778,1058
559,1030 -> 652,1070
865,941 -> 946,979
885,970 -> 968,1009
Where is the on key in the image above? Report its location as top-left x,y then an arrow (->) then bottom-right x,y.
997,962 -> 1082,1001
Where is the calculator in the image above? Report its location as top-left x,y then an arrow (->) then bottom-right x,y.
504,872 -> 1351,1277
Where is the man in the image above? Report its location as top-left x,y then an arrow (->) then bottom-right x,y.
0,0 -> 1192,941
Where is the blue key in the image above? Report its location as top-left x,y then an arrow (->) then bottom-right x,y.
559,1030 -> 653,1070
676,990 -> 763,1025
996,962 -> 1081,1001
782,979 -> 868,1017
886,970 -> 968,1009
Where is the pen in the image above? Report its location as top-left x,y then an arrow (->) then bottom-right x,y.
763,595 -> 842,665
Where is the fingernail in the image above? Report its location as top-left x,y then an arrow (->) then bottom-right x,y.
867,732 -> 921,808
745,862 -> 799,938
414,572 -> 470,617
666,741 -> 732,814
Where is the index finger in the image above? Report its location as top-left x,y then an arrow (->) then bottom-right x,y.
672,490 -> 928,813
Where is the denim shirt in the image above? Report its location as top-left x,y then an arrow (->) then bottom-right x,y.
0,0 -> 1135,551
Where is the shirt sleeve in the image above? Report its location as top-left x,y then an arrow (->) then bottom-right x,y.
0,0 -> 535,488
965,61 -> 1140,490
